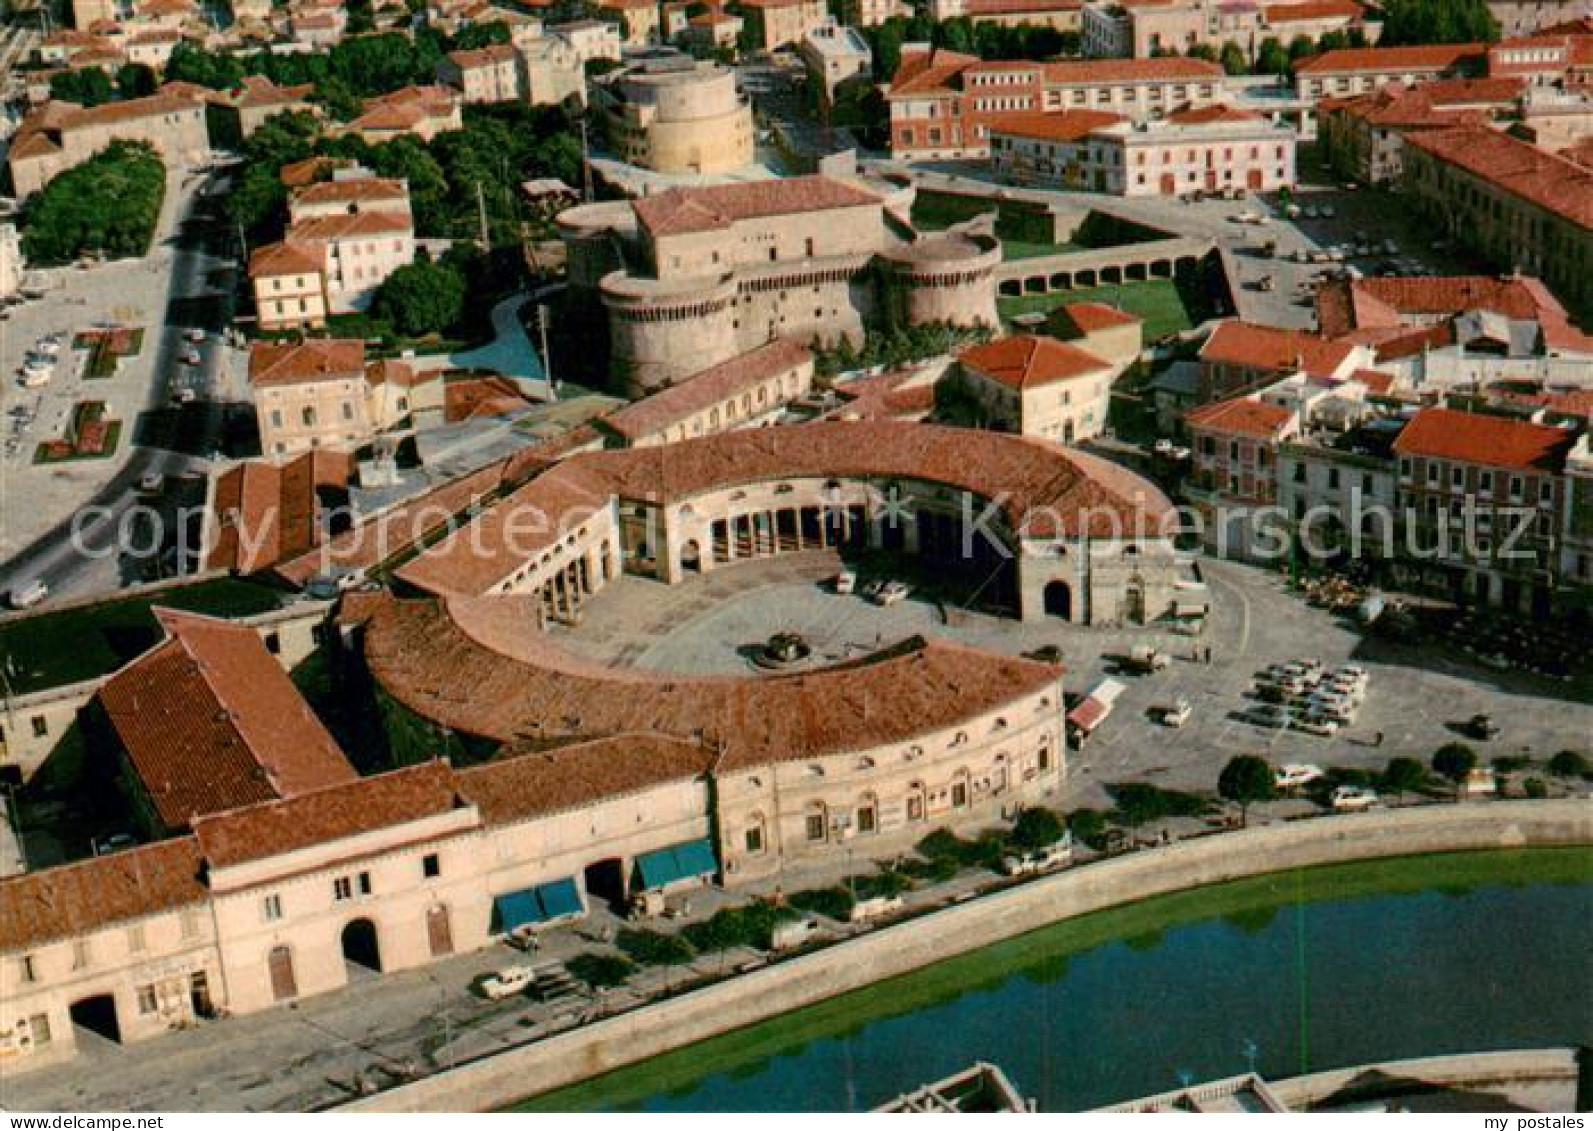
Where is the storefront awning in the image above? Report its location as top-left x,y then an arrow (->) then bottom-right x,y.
494,878 -> 584,932
634,838 -> 718,891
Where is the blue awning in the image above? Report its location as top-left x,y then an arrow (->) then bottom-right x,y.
634,838 -> 718,890
493,878 -> 584,932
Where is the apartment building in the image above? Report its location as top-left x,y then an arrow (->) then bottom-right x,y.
1488,26 -> 1593,86
1185,393 -> 1300,558
1401,126 -> 1593,320
213,75 -> 318,139
842,0 -> 911,26
346,85 -> 462,143
248,242 -> 329,331
1197,319 -> 1365,400
437,43 -> 523,103
800,23 -> 872,109
248,339 -> 372,459
990,103 -> 1297,195
1317,77 -> 1523,184
1292,43 -> 1487,123
1392,406 -> 1580,614
1486,0 -> 1593,38
599,0 -> 661,44
886,47 -> 1224,160
930,0 -> 1084,32
1082,0 -> 1374,60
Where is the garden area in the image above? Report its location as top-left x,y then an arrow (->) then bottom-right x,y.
999,278 -> 1200,341
19,142 -> 165,266
34,401 -> 122,464
75,326 -> 145,380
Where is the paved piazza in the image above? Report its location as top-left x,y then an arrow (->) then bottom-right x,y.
553,550 -> 1593,805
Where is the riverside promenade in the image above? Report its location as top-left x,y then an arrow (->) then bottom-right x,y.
341,799 -> 1590,1113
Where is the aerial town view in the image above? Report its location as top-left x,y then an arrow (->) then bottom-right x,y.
0,0 -> 1590,1115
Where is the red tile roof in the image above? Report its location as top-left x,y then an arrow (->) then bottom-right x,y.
1404,125 -> 1593,229
965,0 -> 1082,14
98,610 -> 355,830
1262,0 -> 1365,22
1051,301 -> 1143,335
290,176 -> 410,211
958,334 -> 1113,389
1185,395 -> 1296,439
1295,42 -> 1484,75
192,762 -> 461,868
988,109 -> 1123,142
1166,102 -> 1262,125
598,338 -> 812,441
396,421 -> 1175,595
456,734 -> 713,825
287,211 -> 412,241
1392,406 -> 1577,471
361,594 -> 1065,772
634,176 -> 881,236
1042,57 -> 1225,84
0,838 -> 206,952
249,338 -> 366,388
206,451 -> 352,573
1199,320 -> 1355,377
248,239 -> 324,279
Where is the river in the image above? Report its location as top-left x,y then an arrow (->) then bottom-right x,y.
518,848 -> 1593,1112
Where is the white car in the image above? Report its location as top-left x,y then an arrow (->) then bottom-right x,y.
1294,715 -> 1340,737
184,328 -> 205,343
478,965 -> 536,1000
833,569 -> 857,595
7,579 -> 48,609
1153,439 -> 1173,455
1331,786 -> 1379,811
875,580 -> 911,606
1275,763 -> 1326,789
138,472 -> 164,494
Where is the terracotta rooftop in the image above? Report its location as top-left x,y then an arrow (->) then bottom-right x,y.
0,838 -> 206,953
1185,395 -> 1296,439
597,339 -> 812,442
248,239 -> 324,279
456,734 -> 713,825
1317,273 -> 1573,336
1049,301 -> 1143,335
958,334 -> 1113,389
965,0 -> 1082,12
988,109 -> 1122,142
206,450 -> 352,574
1199,320 -> 1355,377
1404,125 -> 1593,229
886,47 -> 982,98
290,176 -> 410,211
1042,56 -> 1226,84
1393,406 -> 1577,471
447,42 -> 518,66
192,762 -> 462,869
1262,0 -> 1365,21
360,594 -> 1065,771
287,211 -> 412,241
232,74 -> 315,107
249,338 -> 366,388
1166,102 -> 1263,125
98,610 -> 355,831
395,421 -> 1175,595
634,176 -> 881,237
1295,42 -> 1485,74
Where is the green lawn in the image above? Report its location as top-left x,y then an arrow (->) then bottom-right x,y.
0,578 -> 289,694
32,421 -> 123,464
998,278 -> 1197,341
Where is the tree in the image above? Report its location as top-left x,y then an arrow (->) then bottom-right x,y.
1432,742 -> 1478,797
21,142 -> 165,264
1380,756 -> 1425,804
1287,34 -> 1317,61
373,252 -> 467,337
1066,808 -> 1107,848
1011,807 -> 1065,850
1548,750 -> 1591,780
1186,43 -> 1218,62
450,20 -> 510,50
1378,0 -> 1499,45
1218,755 -> 1276,826
50,67 -> 114,107
165,41 -> 247,89
1256,37 -> 1290,77
116,63 -> 158,99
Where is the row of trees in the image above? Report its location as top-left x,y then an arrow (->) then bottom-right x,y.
48,63 -> 157,107
811,321 -> 994,378
21,141 -> 165,265
1378,0 -> 1500,46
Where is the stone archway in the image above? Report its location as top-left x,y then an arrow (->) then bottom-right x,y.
341,918 -> 382,973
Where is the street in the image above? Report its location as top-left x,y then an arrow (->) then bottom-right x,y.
0,159 -> 242,602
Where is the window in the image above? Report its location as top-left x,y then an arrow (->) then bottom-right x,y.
951,780 -> 968,808
28,1013 -> 50,1047
19,954 -> 36,983
341,401 -> 354,421
806,810 -> 826,841
333,876 -> 354,902
857,798 -> 877,834
422,853 -> 441,879
357,872 -> 372,896
137,984 -> 159,1016
263,893 -> 283,921
30,716 -> 47,738
270,409 -> 283,428
301,406 -> 316,427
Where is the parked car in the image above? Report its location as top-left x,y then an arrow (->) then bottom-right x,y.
1246,704 -> 1293,729
875,580 -> 911,606
1294,715 -> 1340,737
1276,763 -> 1326,789
1331,786 -> 1379,811
1125,645 -> 1169,673
138,472 -> 164,494
478,965 -> 536,1000
7,579 -> 48,609
833,569 -> 857,595
184,328 -> 205,343
1000,839 -> 1072,876
1157,697 -> 1192,727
